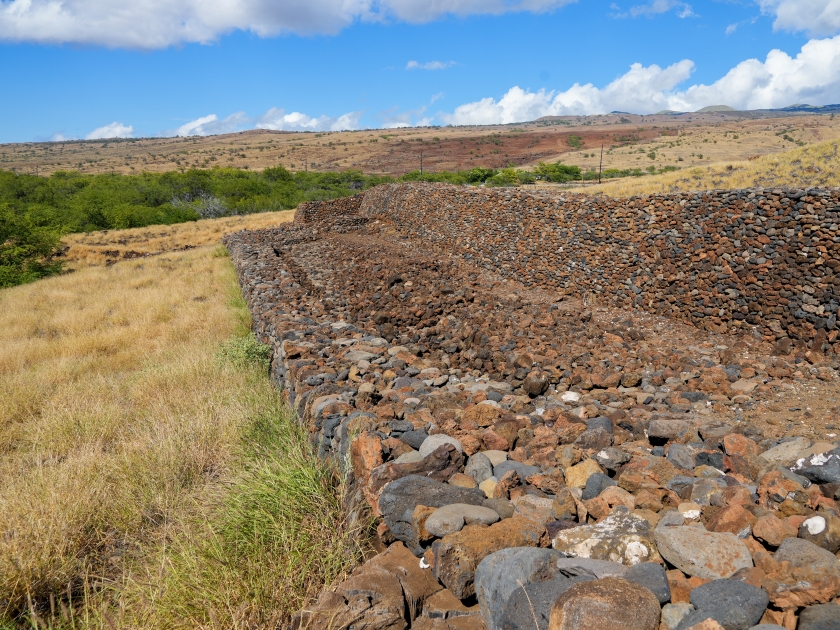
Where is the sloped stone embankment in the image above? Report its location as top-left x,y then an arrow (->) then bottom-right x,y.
224,183 -> 840,630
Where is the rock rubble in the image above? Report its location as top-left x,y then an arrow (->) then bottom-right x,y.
223,183 -> 840,630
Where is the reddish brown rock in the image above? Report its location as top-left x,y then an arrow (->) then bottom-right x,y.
548,577 -> 661,630
432,517 -> 548,599
752,514 -> 798,547
706,504 -> 756,538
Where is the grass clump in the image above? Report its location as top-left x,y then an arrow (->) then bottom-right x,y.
217,333 -> 272,372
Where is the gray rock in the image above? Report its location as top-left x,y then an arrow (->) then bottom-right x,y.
798,604 -> 840,630
483,450 -> 509,466
494,460 -> 541,480
759,436 -> 811,465
554,557 -> 628,578
465,452 -> 494,484
394,450 -> 424,464
747,626 -> 787,630
500,574 -> 595,630
675,579 -> 768,630
667,444 -> 696,471
793,447 -> 840,484
581,472 -> 617,500
419,434 -> 463,458
575,427 -> 614,450
474,548 -> 563,630
587,417 -> 613,433
400,430 -> 428,450
552,508 -> 662,566
484,497 -> 515,519
594,447 -> 631,471
424,503 -> 500,537
661,603 -> 696,630
654,526 -> 753,579
666,475 -> 697,494
625,562 -> 671,604
690,478 -> 727,506
773,537 -> 840,570
378,475 -> 485,555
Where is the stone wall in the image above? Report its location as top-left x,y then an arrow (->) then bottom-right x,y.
223,183 -> 840,630
338,183 -> 840,348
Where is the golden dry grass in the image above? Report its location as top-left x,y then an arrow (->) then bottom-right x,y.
0,223 -> 363,628
61,209 -> 294,271
575,138 -> 840,197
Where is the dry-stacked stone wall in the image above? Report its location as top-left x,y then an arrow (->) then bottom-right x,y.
361,183 -> 840,349
224,183 -> 840,630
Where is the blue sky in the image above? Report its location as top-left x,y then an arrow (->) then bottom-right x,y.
1,0 -> 840,142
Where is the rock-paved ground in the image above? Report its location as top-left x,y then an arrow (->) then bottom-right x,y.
224,184 -> 840,630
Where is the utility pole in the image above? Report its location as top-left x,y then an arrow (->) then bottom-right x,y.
598,143 -> 604,184
419,151 -> 424,175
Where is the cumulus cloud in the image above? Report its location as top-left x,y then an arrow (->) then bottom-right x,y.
440,35 -> 840,124
406,60 -> 456,70
0,0 -> 575,48
86,122 -> 134,139
255,107 -> 362,132
164,108 -> 360,136
172,112 -> 249,136
759,0 -> 840,36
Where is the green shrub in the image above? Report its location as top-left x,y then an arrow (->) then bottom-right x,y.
217,334 -> 272,371
0,204 -> 63,288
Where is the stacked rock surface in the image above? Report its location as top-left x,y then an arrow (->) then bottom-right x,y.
224,183 -> 840,630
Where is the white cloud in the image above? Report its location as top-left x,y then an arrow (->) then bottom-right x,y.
0,0 -> 575,48
49,132 -> 75,142
612,0 -> 695,18
406,60 -> 456,70
255,107 -> 362,132
440,35 -> 840,123
86,122 -> 134,139
759,0 -> 840,36
171,112 -> 249,136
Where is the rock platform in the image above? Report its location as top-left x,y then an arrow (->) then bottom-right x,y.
223,183 -> 840,630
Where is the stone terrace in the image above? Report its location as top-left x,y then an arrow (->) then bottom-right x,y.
224,183 -> 840,630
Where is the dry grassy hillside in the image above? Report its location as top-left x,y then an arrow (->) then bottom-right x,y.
61,209 -> 295,270
0,212 -> 364,628
575,138 -> 840,197
4,112 -> 839,177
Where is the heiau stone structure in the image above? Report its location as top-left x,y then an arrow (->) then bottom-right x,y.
224,183 -> 840,630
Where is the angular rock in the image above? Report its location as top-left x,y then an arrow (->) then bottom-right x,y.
564,459 -> 603,488
653,526 -> 753,579
474,547 -> 563,630
465,452 -> 494,485
793,447 -> 840,484
552,508 -> 662,566
661,603 -> 696,630
420,435 -> 464,458
433,517 -> 548,599
752,515 -> 797,547
548,577 -> 661,630
759,437 -> 811,466
291,564 -> 407,630
624,561 -> 671,604
674,579 -> 769,630
379,476 -> 486,555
